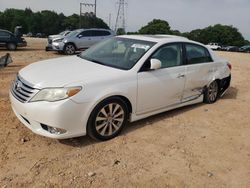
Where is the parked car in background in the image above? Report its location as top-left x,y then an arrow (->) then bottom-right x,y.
52,28 -> 115,55
206,43 -> 221,50
239,45 -> 250,53
220,45 -> 229,51
0,29 -> 27,50
225,46 -> 239,52
26,32 -> 33,37
10,35 -> 231,140
36,33 -> 46,38
46,30 -> 71,51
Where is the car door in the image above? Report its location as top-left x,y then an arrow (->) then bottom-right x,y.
92,30 -> 111,45
137,43 -> 186,114
182,43 -> 215,102
76,30 -> 95,49
0,31 -> 10,46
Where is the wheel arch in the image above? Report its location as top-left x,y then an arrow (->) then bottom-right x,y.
64,42 -> 77,50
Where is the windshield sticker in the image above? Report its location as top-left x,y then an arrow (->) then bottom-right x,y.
131,44 -> 150,51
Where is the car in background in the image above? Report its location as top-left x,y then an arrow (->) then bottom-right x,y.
239,45 -> 250,53
206,43 -> 221,50
0,29 -> 27,50
45,30 -> 71,51
52,28 -> 115,55
10,35 -> 231,140
26,32 -> 33,37
225,46 -> 239,52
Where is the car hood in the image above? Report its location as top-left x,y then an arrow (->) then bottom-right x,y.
19,56 -> 125,89
48,35 -> 61,39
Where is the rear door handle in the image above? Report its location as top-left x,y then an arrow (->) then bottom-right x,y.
177,74 -> 185,79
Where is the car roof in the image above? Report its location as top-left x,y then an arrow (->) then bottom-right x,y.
0,29 -> 13,34
118,34 -> 199,44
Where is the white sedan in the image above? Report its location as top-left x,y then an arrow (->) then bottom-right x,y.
10,35 -> 231,140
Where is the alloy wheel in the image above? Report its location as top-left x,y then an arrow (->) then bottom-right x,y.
208,81 -> 218,102
65,44 -> 75,55
95,103 -> 125,137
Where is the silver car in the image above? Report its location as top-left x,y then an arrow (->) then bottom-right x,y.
52,28 -> 115,55
45,30 -> 71,51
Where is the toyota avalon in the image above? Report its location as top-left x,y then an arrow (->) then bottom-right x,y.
10,35 -> 231,140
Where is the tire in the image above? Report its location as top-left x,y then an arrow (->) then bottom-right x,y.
87,97 -> 129,141
204,81 -> 219,104
64,43 -> 76,55
7,43 -> 17,50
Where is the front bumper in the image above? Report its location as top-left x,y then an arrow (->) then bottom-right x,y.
10,92 -> 91,139
52,42 -> 64,51
17,42 -> 27,47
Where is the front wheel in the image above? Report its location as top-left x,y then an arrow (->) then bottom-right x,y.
87,97 -> 129,141
204,81 -> 219,104
64,43 -> 76,55
7,43 -> 17,50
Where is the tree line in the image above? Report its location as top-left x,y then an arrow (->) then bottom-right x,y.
129,19 -> 249,46
0,8 -> 249,46
0,8 -> 109,35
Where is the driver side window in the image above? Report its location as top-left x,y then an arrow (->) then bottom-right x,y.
151,43 -> 183,69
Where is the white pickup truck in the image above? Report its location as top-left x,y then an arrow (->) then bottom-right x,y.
206,43 -> 221,50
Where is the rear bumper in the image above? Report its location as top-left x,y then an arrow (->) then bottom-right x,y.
219,75 -> 231,97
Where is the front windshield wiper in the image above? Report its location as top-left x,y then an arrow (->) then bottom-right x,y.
78,55 -> 129,70
79,56 -> 106,66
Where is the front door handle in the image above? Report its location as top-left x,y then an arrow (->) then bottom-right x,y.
177,74 -> 185,79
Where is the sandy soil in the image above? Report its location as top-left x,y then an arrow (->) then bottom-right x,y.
0,38 -> 250,188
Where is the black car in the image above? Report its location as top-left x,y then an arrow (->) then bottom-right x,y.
225,46 -> 239,52
0,29 -> 27,50
239,45 -> 250,53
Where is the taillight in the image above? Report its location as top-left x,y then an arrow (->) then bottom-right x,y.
227,63 -> 232,71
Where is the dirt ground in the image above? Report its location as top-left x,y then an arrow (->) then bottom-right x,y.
0,38 -> 250,188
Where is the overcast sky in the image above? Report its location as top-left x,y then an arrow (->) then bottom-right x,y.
0,0 -> 250,40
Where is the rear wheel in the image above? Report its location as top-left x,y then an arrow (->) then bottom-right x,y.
64,43 -> 76,55
204,81 -> 219,104
87,97 -> 129,141
7,43 -> 17,50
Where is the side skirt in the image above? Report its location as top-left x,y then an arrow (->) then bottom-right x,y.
130,95 -> 203,122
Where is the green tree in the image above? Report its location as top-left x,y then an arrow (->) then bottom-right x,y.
116,28 -> 126,35
139,19 -> 171,34
187,24 -> 246,46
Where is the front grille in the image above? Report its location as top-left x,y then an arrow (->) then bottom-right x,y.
11,75 -> 39,103
48,38 -> 52,44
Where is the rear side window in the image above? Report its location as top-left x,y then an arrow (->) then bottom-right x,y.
0,31 -> 10,38
80,30 -> 93,37
186,44 -> 212,64
93,30 -> 111,36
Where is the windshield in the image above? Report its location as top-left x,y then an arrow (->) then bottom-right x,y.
79,37 -> 156,70
66,30 -> 80,38
242,45 -> 250,49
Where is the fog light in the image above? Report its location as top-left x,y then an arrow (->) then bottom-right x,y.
48,127 -> 66,135
41,124 -> 66,135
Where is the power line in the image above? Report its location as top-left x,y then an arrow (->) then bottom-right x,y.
115,0 -> 127,32
79,0 -> 97,28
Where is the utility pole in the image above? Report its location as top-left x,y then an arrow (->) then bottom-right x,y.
79,1 -> 97,28
115,0 -> 126,33
109,13 -> 112,28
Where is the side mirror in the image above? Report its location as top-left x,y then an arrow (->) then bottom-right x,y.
150,59 -> 161,70
78,34 -> 83,38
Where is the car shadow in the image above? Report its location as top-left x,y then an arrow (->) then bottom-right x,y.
60,103 -> 204,147
59,86 -> 237,147
221,87 -> 238,100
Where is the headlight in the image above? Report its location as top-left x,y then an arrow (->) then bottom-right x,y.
30,87 -> 82,102
53,38 -> 64,43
